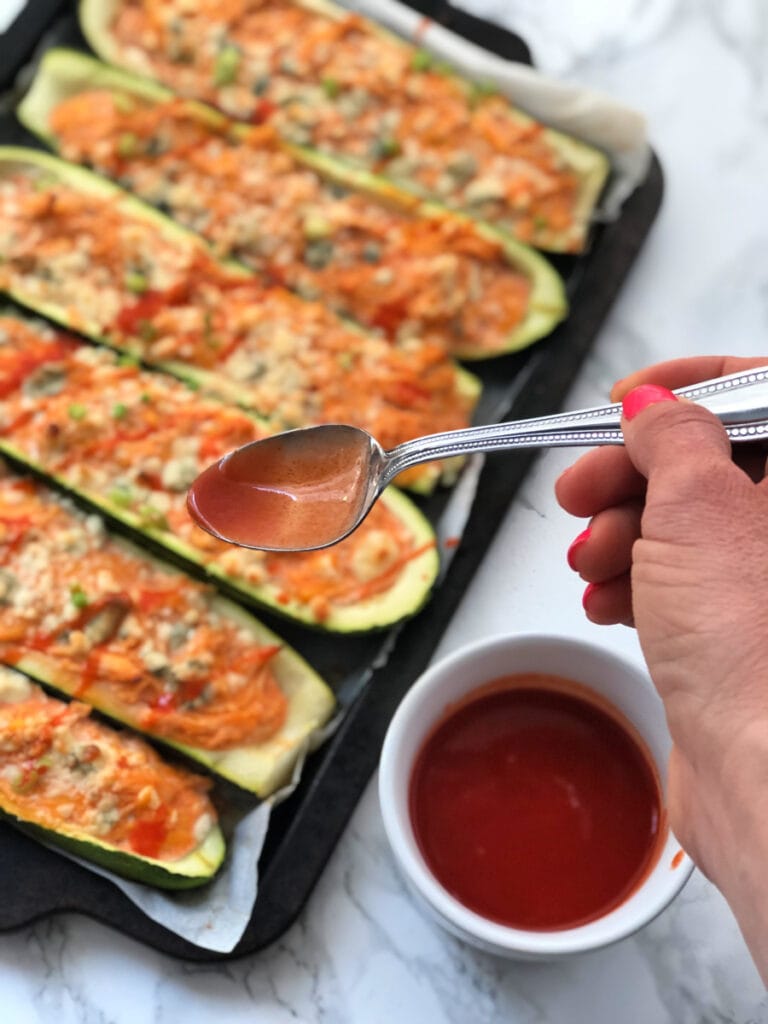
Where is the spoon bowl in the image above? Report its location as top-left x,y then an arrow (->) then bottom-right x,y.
187,365 -> 768,552
187,423 -> 387,552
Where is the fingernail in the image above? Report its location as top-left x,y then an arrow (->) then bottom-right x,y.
622,384 -> 678,421
567,527 -> 591,571
582,581 -> 599,611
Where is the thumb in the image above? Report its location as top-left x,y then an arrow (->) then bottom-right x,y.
621,384 -> 738,504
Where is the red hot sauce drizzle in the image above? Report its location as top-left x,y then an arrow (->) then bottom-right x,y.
409,675 -> 664,931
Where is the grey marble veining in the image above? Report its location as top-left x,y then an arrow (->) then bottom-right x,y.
0,1 -> 767,1020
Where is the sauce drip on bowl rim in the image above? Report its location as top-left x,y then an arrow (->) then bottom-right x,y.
409,674 -> 664,931
187,425 -> 373,551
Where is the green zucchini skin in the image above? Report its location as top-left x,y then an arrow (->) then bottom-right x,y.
4,809 -> 226,889
76,466 -> 439,634
18,48 -> 568,360
290,145 -> 569,360
0,414 -> 440,635
71,470 -> 440,633
0,665 -> 227,886
0,144 -> 229,396
7,585 -> 336,798
77,0 -> 610,253
0,144 -> 480,494
9,643 -> 335,800
0,465 -> 336,795
0,148 -> 446,629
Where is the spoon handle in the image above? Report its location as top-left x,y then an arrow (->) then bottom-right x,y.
381,365 -> 768,484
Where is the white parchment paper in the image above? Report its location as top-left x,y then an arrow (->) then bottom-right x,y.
101,800 -> 273,952
32,0 -> 650,953
45,450 -> 490,954
46,780 -> 271,953
47,718 -> 343,953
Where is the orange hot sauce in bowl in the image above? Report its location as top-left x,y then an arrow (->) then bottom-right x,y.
408,676 -> 664,931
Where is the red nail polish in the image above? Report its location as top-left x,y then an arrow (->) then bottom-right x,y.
582,582 -> 599,611
567,527 -> 591,571
621,384 -> 678,421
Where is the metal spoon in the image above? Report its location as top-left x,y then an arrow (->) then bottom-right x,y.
187,365 -> 768,552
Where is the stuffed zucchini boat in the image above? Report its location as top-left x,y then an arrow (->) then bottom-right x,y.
0,665 -> 225,888
0,146 -> 480,492
18,48 -> 567,361
79,0 -> 610,253
0,470 -> 335,796
0,314 -> 440,632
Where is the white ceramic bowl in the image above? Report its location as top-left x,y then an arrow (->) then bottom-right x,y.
378,633 -> 693,959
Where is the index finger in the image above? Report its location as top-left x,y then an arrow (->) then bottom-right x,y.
610,356 -> 768,402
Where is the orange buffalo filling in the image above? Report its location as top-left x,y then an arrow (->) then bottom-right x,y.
0,474 -> 287,750
0,174 -> 475,484
0,317 -> 435,624
0,669 -> 216,860
106,0 -> 592,250
48,91 -> 531,356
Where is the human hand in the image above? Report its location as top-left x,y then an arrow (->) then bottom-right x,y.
556,355 -> 768,980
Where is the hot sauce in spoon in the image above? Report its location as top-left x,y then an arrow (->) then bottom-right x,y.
187,425 -> 375,551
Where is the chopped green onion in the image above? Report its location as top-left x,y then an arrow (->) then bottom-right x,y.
112,94 -> 135,115
139,505 -> 169,530
116,132 -> 138,158
203,310 -> 220,349
124,270 -> 148,295
322,76 -> 341,98
411,49 -> 433,72
138,320 -> 157,343
67,403 -> 87,421
112,403 -> 128,420
468,80 -> 498,105
108,485 -> 133,508
70,584 -> 89,609
302,212 -> 333,240
213,45 -> 241,87
118,353 -> 140,368
140,391 -> 153,404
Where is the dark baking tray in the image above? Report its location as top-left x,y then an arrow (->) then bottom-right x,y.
0,0 -> 663,960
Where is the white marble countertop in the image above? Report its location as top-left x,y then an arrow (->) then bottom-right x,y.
2,0 -> 768,1020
